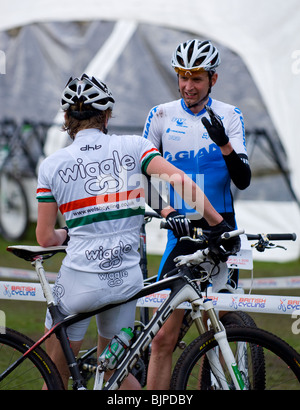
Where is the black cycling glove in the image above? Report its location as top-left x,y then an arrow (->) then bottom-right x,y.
166,211 -> 192,238
208,220 -> 241,263
201,105 -> 229,147
61,226 -> 70,246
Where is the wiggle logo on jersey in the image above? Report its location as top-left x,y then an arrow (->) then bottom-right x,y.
98,270 -> 129,287
85,240 -> 132,271
58,152 -> 136,195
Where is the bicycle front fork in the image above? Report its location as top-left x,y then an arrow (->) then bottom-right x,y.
191,298 -> 245,390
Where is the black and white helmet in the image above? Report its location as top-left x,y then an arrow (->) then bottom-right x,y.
61,74 -> 115,111
171,40 -> 220,73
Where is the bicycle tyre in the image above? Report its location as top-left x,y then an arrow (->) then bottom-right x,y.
194,311 -> 265,389
0,172 -> 29,241
0,328 -> 64,390
221,311 -> 257,327
170,325 -> 300,390
220,311 -> 265,389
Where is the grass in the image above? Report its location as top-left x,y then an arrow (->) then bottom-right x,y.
1,223 -> 300,383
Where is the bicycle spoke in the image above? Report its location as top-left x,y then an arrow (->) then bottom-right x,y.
0,343 -> 44,390
0,329 -> 64,390
171,327 -> 300,390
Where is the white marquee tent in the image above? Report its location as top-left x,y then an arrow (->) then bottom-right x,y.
1,0 -> 300,260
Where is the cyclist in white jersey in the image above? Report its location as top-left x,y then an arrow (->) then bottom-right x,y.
36,74 -> 238,389
143,40 -> 251,389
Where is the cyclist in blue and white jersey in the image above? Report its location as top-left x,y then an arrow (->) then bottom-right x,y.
36,73 -> 237,389
143,39 -> 251,389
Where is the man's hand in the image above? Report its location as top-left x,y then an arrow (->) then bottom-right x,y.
201,105 -> 229,147
208,220 -> 241,262
166,211 -> 192,238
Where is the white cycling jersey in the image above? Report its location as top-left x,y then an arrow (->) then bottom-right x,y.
143,97 -> 248,218
37,128 -> 160,277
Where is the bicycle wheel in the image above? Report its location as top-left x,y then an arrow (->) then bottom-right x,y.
0,172 -> 29,241
0,328 -> 64,390
170,326 -> 300,390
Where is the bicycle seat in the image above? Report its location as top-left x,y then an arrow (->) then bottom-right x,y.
7,245 -> 67,261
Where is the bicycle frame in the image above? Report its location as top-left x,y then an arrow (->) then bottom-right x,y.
4,241 -> 246,390
34,252 -> 244,390
4,229 -> 297,390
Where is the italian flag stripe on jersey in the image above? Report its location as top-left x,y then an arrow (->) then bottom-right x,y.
36,188 -> 56,202
140,148 -> 160,174
59,188 -> 144,214
66,207 -> 145,228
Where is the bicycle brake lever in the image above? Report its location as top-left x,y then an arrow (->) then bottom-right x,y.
179,236 -> 205,244
267,243 -> 287,251
174,249 -> 209,267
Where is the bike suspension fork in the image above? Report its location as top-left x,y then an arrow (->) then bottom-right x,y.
190,299 -> 229,390
203,299 -> 245,390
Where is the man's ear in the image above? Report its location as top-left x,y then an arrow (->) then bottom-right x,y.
211,72 -> 218,87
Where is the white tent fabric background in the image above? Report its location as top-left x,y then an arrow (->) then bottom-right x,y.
1,0 -> 300,260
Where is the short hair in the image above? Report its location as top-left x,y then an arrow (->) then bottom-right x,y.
62,104 -> 112,140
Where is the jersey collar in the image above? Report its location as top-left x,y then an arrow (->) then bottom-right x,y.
180,97 -> 212,116
75,128 -> 103,139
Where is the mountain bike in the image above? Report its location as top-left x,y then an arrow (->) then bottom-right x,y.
170,231 -> 298,390
76,214 -> 261,389
1,229 -> 300,390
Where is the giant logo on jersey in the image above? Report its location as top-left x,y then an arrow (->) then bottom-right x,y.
164,143 -> 219,162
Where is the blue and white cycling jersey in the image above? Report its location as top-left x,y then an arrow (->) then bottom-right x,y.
143,97 -> 248,218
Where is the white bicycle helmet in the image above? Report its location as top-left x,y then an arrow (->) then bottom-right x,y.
61,73 -> 115,111
171,39 -> 220,73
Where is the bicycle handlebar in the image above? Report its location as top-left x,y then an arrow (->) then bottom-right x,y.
246,233 -> 297,241
222,229 -> 245,239
160,220 -> 296,242
145,211 -> 161,219
160,221 -> 170,229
